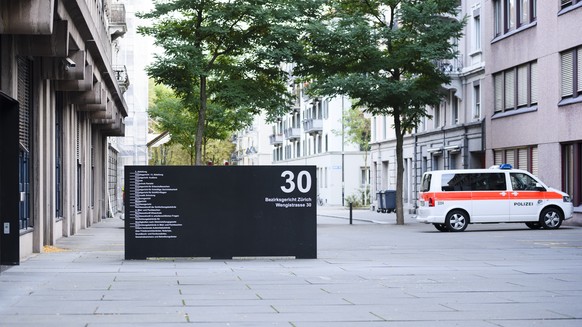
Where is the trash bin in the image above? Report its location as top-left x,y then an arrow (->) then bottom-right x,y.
376,190 -> 386,213
382,190 -> 396,213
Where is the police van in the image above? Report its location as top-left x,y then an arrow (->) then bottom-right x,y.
417,164 -> 574,232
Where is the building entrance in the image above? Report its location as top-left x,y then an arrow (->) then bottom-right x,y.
1,91 -> 21,265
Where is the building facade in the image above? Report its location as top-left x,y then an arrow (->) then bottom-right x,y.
232,112 -> 273,166
232,83 -> 369,206
370,0 -> 485,211
0,0 -> 128,265
269,83 -> 368,206
483,0 -> 582,215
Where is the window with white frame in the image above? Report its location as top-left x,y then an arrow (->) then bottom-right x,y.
473,82 -> 481,119
560,46 -> 582,100
360,167 -> 370,187
473,8 -> 481,51
433,105 -> 441,129
452,95 -> 459,125
493,0 -> 537,37
493,61 -> 538,113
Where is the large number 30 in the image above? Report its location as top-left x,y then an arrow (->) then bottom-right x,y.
280,170 -> 312,193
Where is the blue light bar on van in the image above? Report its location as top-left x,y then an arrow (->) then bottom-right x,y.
499,164 -> 513,169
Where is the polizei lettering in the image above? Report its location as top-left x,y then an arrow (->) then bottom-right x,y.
514,202 -> 534,206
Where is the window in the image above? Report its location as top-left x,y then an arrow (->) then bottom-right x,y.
493,0 -> 536,37
493,61 -> 538,113
17,57 -> 33,230
361,167 -> 370,187
473,9 -> 481,51
441,173 -> 507,192
510,172 -> 540,191
560,46 -> 582,100
563,142 -> 582,206
420,173 -> 432,192
494,146 -> 538,175
473,83 -> 481,119
561,0 -> 581,10
433,105 -> 441,128
452,96 -> 459,124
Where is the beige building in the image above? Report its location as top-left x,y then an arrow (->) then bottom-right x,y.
483,1 -> 582,216
0,0 -> 128,265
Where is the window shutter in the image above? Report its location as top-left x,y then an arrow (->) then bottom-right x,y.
494,73 -> 503,112
494,150 -> 503,165
531,147 -> 538,175
504,69 -> 515,110
561,51 -> 574,98
17,57 -> 32,151
518,148 -> 529,171
530,62 -> 538,104
578,48 -> 582,93
505,149 -> 515,167
517,65 -> 528,107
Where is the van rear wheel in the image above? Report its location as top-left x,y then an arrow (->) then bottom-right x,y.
445,210 -> 468,232
540,208 -> 563,229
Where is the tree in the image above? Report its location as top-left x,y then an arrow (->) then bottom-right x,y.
295,0 -> 465,224
138,0 -> 321,165
342,108 -> 371,204
149,84 -> 197,164
149,83 -> 246,165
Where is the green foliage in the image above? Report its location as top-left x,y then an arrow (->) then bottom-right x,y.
344,194 -> 362,207
339,108 -> 371,152
295,0 -> 466,223
138,0 -> 323,164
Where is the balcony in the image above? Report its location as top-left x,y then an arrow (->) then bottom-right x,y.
269,133 -> 284,145
284,127 -> 301,140
112,65 -> 130,94
435,57 -> 463,75
303,118 -> 323,134
109,3 -> 127,41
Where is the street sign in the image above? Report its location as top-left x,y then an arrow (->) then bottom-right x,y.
125,166 -> 317,259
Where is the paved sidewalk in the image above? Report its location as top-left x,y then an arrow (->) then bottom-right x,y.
1,212 -> 582,326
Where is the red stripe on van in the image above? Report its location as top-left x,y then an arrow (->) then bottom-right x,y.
420,191 -> 564,202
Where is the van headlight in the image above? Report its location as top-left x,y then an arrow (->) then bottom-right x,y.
563,195 -> 572,203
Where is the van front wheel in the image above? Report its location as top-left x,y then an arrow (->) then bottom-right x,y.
445,210 -> 468,232
540,208 -> 563,229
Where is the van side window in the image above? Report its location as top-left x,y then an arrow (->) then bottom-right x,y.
421,174 -> 432,192
442,174 -> 471,191
510,173 -> 539,191
484,173 -> 507,191
442,173 -> 506,192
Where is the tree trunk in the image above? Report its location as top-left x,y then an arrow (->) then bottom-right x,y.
195,76 -> 207,165
394,106 -> 405,225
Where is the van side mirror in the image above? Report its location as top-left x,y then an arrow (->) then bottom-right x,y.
535,183 -> 546,192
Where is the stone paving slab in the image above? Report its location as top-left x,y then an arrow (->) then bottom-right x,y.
1,214 -> 582,326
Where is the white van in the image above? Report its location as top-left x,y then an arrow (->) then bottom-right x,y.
417,164 -> 574,232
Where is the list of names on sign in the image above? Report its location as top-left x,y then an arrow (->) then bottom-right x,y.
128,170 -> 181,239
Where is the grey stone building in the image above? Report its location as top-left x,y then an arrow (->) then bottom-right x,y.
0,0 -> 128,265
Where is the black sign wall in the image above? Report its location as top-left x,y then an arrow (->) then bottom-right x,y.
125,166 -> 317,259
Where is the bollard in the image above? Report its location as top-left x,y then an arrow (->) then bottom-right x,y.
349,202 -> 353,225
